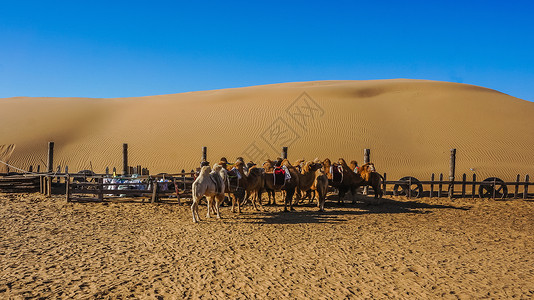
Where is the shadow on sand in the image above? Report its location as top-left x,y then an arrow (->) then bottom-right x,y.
242,195 -> 470,224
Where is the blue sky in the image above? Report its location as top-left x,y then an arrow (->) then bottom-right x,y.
1,0 -> 533,101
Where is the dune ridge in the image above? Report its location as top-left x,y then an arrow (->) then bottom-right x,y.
1,79 -> 533,180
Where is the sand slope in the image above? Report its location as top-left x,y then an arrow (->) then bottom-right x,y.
1,80 -> 533,180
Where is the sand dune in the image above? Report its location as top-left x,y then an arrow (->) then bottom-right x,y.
1,80 -> 533,180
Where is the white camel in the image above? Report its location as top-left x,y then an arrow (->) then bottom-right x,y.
191,164 -> 226,223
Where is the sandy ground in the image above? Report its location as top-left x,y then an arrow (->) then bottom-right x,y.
1,192 -> 533,299
2,80 -> 534,180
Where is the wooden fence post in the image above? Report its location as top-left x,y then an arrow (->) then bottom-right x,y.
46,176 -> 52,197
461,173 -> 467,198
39,176 -> 43,194
47,142 -> 54,173
181,169 -> 186,191
98,177 -> 104,202
66,175 -> 70,202
524,175 -> 529,199
514,174 -> 520,199
151,178 -> 159,203
448,149 -> 456,199
382,173 -> 387,196
438,173 -> 443,198
282,147 -> 288,159
471,174 -> 477,199
430,173 -> 435,198
202,146 -> 207,162
123,143 -> 128,175
29,165 -> 33,173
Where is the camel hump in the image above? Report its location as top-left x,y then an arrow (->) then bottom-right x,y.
209,173 -> 224,194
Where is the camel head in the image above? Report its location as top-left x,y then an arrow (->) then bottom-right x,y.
280,159 -> 292,167
338,158 -> 348,167
234,160 -> 245,171
303,161 -> 322,173
199,165 -> 211,177
212,163 -> 223,173
364,163 -> 376,172
246,161 -> 257,170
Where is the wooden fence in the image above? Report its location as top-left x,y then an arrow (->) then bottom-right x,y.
382,173 -> 532,200
0,176 -> 40,193
65,172 -> 195,203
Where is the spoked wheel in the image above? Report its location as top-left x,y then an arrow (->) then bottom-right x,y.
479,177 -> 507,199
394,176 -> 423,198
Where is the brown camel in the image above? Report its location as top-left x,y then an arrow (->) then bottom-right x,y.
336,158 -> 365,204
261,160 -> 277,205
315,166 -> 329,211
260,159 -> 300,211
296,161 -> 323,203
357,162 -> 384,203
226,160 -> 248,213
241,162 -> 265,211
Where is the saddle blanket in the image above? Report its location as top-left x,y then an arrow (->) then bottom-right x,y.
330,165 -> 343,184
273,166 -> 292,186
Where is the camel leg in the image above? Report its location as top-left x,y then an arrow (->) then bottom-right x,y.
231,193 -> 236,213
286,187 -> 295,211
241,191 -> 250,207
236,189 -> 243,213
309,190 -> 316,204
215,194 -> 223,219
351,186 -> 358,204
191,198 -> 199,223
206,196 -> 212,218
256,191 -> 265,211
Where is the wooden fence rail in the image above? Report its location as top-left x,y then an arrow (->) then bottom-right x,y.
0,176 -> 40,193
65,174 -> 195,203
382,172 -> 533,200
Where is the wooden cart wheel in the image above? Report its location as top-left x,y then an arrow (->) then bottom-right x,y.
479,177 -> 507,198
394,176 -> 423,198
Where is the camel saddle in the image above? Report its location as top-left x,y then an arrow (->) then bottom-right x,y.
273,167 -> 286,186
209,173 -> 224,194
330,165 -> 343,184
226,169 -> 240,192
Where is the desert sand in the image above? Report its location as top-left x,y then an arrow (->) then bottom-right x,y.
0,192 -> 533,299
1,80 -> 533,181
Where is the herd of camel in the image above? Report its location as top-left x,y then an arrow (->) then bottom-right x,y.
190,157 -> 384,223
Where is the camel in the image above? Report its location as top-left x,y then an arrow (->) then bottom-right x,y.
241,162 -> 265,211
260,159 -> 300,211
296,161 -> 322,203
315,167 -> 329,211
228,160 -> 248,213
336,158 -> 365,204
357,162 -> 384,203
191,164 -> 226,223
261,160 -> 278,205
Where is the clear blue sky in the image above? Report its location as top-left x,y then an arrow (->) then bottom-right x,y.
1,0 -> 533,101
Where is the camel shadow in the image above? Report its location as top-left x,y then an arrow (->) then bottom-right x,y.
243,195 -> 470,224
